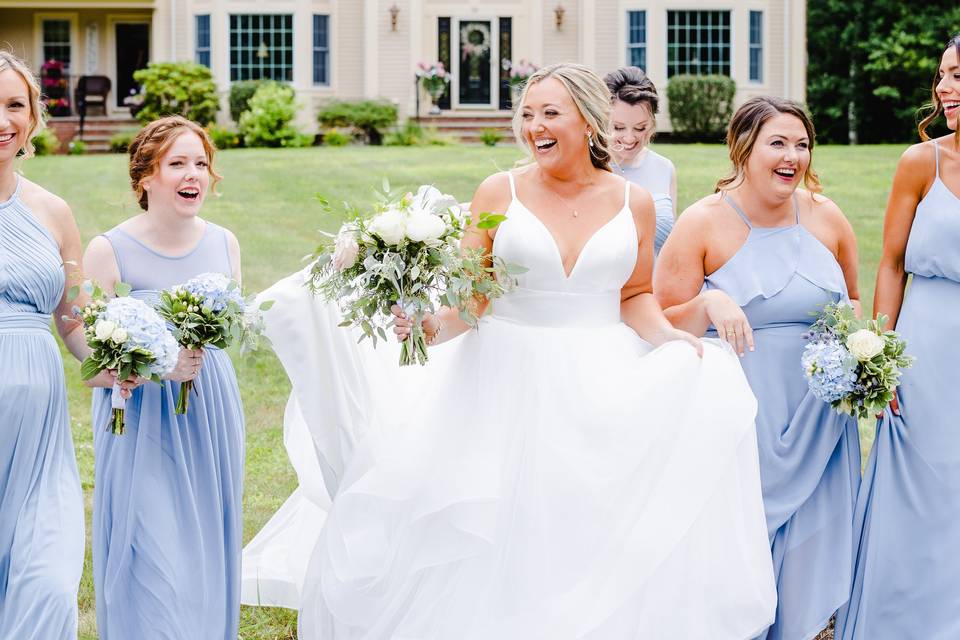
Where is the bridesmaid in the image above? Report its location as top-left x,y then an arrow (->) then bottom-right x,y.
0,51 -> 86,638
655,96 -> 862,639
83,116 -> 245,639
837,35 -> 960,639
603,66 -> 676,254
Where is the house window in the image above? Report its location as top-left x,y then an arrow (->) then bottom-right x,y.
666,10 -> 731,77
626,11 -> 646,70
195,15 -> 211,68
313,15 -> 329,85
749,11 -> 763,82
229,14 -> 293,82
41,19 -> 71,68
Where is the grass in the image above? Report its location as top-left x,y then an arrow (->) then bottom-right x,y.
19,143 -> 905,639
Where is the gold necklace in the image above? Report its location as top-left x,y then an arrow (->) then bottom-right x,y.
543,180 -> 593,218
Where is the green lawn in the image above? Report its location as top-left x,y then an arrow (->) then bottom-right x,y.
19,143 -> 905,639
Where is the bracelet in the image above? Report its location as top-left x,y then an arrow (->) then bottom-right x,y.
425,317 -> 444,345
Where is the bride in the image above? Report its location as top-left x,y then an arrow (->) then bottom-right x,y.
243,63 -> 776,638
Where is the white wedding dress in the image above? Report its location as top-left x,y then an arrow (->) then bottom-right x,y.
242,174 -> 777,639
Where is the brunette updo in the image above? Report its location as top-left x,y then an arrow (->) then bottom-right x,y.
603,66 -> 659,116
128,116 -> 221,210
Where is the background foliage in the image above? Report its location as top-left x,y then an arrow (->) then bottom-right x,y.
808,1 -> 960,143
132,62 -> 220,126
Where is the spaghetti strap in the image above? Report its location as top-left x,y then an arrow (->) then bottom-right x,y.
506,171 -> 518,200
934,139 -> 941,178
722,194 -> 753,229
792,194 -> 800,225
623,178 -> 631,210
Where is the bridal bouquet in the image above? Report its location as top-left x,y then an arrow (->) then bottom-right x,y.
309,184 -> 521,366
802,302 -> 914,419
75,282 -> 179,434
156,272 -> 272,414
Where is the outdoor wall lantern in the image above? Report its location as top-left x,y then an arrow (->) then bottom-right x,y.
554,4 -> 565,30
389,4 -> 400,31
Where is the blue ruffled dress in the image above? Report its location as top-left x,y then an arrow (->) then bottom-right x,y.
837,141 -> 960,638
704,195 -> 861,640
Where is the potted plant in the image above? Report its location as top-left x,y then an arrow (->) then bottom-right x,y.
40,59 -> 71,117
502,59 -> 539,105
416,62 -> 451,115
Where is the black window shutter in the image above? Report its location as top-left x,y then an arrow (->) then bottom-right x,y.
499,17 -> 512,110
438,17 -> 451,110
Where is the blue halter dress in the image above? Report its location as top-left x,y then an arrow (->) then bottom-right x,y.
704,194 -> 862,640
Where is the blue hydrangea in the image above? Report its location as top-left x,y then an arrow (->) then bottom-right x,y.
101,296 -> 179,375
802,338 -> 859,403
182,272 -> 245,313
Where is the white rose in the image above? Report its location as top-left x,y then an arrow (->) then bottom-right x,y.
405,209 -> 447,243
111,327 -> 129,344
368,208 -> 407,246
411,185 -> 458,216
332,226 -> 360,272
846,329 -> 885,361
95,319 -> 117,342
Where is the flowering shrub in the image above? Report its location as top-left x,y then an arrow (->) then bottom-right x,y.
238,82 -> 311,148
502,59 -> 539,87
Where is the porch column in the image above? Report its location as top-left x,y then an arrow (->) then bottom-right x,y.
152,0 -> 170,61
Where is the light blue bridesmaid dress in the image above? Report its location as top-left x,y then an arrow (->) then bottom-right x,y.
0,175 -> 84,638
613,148 -> 674,254
704,194 -> 861,640
91,222 -> 244,640
837,141 -> 960,639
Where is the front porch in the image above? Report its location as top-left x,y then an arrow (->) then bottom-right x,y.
0,1 -> 155,121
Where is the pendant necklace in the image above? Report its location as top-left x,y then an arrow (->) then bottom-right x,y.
544,180 -> 592,219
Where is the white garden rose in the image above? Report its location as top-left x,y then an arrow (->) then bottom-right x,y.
368,207 -> 407,246
846,329 -> 885,361
411,185 -> 458,216
405,209 -> 447,243
110,327 -> 129,344
95,319 -> 117,342
332,225 -> 360,271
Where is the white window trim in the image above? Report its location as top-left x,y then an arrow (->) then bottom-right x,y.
312,13 -> 331,87
34,13 -> 78,72
748,9 -> 766,86
623,9 -> 647,69
194,14 -> 212,68
662,8 -> 735,80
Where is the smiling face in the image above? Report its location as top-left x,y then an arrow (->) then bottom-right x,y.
520,76 -> 591,172
937,46 -> 960,131
610,99 -> 654,164
141,131 -> 210,217
743,112 -> 810,197
0,67 -> 32,162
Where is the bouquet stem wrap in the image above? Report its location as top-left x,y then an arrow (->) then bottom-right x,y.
110,383 -> 126,435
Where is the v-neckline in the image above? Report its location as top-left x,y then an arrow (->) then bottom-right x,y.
511,195 -> 629,280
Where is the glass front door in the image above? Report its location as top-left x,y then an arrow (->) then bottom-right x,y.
115,23 -> 149,107
457,20 -> 493,107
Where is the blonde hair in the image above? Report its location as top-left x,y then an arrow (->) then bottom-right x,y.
0,50 -> 46,159
128,116 -> 221,211
715,96 -> 822,193
511,62 -> 613,171
918,34 -> 960,143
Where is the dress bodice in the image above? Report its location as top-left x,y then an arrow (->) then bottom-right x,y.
102,221 -> 233,305
0,175 -> 64,316
491,172 -> 637,327
613,149 -> 674,255
905,140 -> 960,283
704,194 -> 847,330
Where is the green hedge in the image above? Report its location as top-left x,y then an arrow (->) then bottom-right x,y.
132,62 -> 219,126
229,80 -> 267,123
317,100 -> 398,145
238,83 -> 311,148
666,74 -> 736,142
